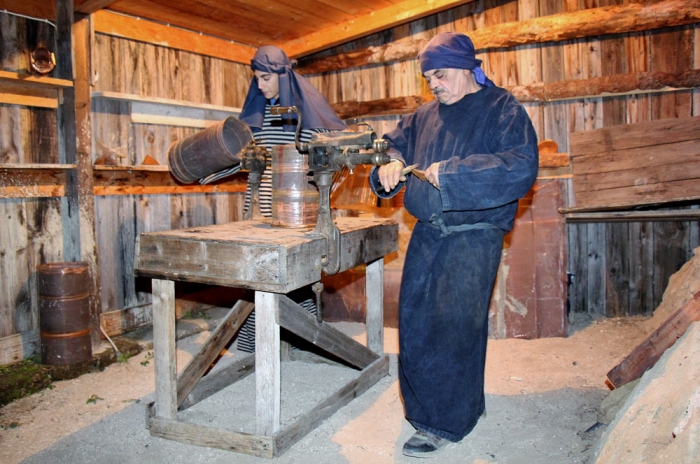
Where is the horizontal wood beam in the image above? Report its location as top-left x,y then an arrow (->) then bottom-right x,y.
75,0 -> 116,15
92,167 -> 247,195
332,69 -> 700,119
511,69 -> 700,103
0,1 -> 55,21
0,70 -> 73,89
284,0 -> 474,58
91,10 -> 256,65
564,210 -> 700,222
298,0 -> 700,74
0,165 -> 76,198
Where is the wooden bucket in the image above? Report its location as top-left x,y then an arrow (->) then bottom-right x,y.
37,262 -> 93,365
271,145 -> 319,228
168,116 -> 253,183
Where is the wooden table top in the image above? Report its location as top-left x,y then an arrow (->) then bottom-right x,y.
134,217 -> 398,293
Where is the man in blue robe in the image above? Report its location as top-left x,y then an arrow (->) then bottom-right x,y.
369,32 -> 539,457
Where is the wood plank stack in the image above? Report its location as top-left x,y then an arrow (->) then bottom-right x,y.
567,115 -> 700,212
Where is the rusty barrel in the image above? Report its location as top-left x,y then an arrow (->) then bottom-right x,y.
271,144 -> 319,228
38,262 -> 92,366
168,116 -> 253,183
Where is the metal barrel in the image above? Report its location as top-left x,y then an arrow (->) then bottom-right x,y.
168,116 -> 254,183
271,144 -> 319,228
37,262 -> 93,366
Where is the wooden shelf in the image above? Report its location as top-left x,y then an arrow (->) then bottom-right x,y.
93,164 -> 170,172
0,71 -> 73,89
0,163 -> 76,198
92,91 -> 242,128
0,70 -> 73,109
92,165 -> 247,196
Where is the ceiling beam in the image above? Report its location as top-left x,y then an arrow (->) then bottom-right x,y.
92,10 -> 257,65
75,0 -> 118,15
282,0 -> 475,58
0,0 -> 56,20
298,0 -> 700,74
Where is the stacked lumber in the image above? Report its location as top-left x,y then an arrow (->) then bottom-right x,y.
567,116 -> 700,212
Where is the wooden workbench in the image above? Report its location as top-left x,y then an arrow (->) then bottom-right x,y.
134,217 -> 398,458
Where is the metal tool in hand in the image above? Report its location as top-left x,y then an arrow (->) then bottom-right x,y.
402,164 -> 427,181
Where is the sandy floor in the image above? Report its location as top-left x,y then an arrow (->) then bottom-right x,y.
0,316 -> 651,464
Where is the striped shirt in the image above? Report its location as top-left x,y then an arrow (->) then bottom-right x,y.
238,104 -> 327,353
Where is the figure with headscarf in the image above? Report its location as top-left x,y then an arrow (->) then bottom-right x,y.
369,32 -> 539,457
235,45 -> 346,353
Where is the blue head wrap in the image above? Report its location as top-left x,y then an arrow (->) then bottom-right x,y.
418,32 -> 495,87
239,46 -> 346,132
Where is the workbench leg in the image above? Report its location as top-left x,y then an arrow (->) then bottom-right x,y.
152,279 -> 177,419
366,258 -> 384,355
255,291 -> 281,435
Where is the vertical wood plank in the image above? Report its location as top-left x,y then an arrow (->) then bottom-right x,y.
567,223 -> 587,320
55,0 -> 81,264
0,199 -> 31,337
598,0 -> 627,128
152,278 -> 177,419
365,258 -> 384,355
605,222 -> 629,317
629,221 -> 655,316
72,17 -> 101,342
586,223 -> 606,317
517,0 -> 543,142
255,291 -> 280,436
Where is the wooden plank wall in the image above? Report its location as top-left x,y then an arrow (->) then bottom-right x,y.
0,14 -> 63,350
304,0 -> 700,322
90,34 -> 251,317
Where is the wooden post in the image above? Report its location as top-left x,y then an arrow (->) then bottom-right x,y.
366,258 -> 384,355
56,2 -> 101,344
255,291 -> 280,435
152,279 -> 177,419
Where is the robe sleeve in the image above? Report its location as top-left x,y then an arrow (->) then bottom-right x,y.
438,100 -> 539,211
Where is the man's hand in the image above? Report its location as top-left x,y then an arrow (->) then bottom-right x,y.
377,161 -> 407,192
424,162 -> 441,189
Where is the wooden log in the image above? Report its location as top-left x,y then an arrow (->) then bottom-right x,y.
176,300 -> 254,407
330,70 -> 700,119
511,69 -> 700,103
606,291 -> 700,389
332,95 -> 429,120
297,0 -> 700,74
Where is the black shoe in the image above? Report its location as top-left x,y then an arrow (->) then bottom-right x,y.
402,430 -> 450,458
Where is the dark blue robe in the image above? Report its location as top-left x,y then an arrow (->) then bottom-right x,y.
370,86 -> 538,442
